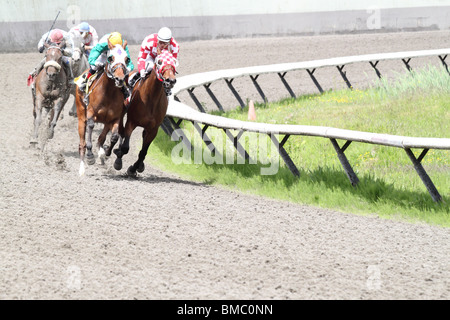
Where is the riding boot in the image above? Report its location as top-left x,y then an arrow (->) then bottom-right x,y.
78,68 -> 95,90
62,60 -> 74,85
128,73 -> 139,87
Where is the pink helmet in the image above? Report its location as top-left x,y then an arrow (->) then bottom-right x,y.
50,29 -> 64,44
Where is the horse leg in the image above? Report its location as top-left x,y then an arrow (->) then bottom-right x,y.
30,95 -> 44,146
68,86 -> 77,117
48,95 -> 67,139
77,114 -> 87,176
127,128 -> 158,176
69,98 -> 77,117
97,124 -> 111,165
113,120 -> 136,171
105,122 -> 120,157
85,117 -> 95,165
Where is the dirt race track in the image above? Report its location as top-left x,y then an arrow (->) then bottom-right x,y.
0,31 -> 449,300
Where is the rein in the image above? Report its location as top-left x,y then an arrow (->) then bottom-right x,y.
84,70 -> 106,101
106,62 -> 127,79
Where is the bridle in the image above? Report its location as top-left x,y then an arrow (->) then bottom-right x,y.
44,46 -> 63,79
154,51 -> 177,91
105,46 -> 130,87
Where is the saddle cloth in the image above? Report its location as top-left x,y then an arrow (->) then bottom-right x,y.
74,71 -> 100,94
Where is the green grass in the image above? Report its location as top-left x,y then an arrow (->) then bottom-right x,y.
146,65 -> 450,227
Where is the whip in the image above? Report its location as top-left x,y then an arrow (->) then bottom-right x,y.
44,10 -> 61,44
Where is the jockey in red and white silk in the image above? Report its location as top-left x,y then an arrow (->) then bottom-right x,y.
137,32 -> 179,77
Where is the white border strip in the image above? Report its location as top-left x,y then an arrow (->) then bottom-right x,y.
173,48 -> 450,93
167,101 -> 450,149
168,48 -> 450,150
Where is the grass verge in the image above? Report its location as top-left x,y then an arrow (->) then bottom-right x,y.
147,65 -> 450,227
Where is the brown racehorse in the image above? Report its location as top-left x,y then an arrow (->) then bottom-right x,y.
75,39 -> 130,176
30,43 -> 71,146
113,49 -> 177,176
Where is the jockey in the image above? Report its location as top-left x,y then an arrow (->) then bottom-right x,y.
28,29 -> 74,85
77,32 -> 134,105
68,21 -> 99,57
132,27 -> 179,94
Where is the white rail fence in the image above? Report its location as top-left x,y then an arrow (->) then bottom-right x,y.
162,48 -> 450,202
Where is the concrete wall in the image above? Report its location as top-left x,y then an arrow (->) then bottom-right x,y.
2,0 -> 450,52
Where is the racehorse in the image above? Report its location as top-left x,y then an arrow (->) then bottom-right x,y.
75,39 -> 130,176
68,34 -> 89,117
30,43 -> 71,146
113,49 -> 177,176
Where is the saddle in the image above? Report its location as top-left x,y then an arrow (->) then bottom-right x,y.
74,70 -> 101,94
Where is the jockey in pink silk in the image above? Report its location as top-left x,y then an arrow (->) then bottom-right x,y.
28,29 -> 74,86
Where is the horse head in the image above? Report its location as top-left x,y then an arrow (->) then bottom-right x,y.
43,43 -> 63,81
155,49 -> 178,92
71,34 -> 85,62
106,39 -> 130,88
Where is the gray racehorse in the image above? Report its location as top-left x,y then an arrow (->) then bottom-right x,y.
68,34 -> 89,117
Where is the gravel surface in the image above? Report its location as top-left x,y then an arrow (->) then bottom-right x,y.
0,30 -> 449,300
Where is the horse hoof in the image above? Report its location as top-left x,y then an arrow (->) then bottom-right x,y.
114,159 -> 122,171
29,140 -> 38,147
87,156 -> 95,165
137,163 -> 145,173
103,145 -> 112,157
127,166 -> 137,177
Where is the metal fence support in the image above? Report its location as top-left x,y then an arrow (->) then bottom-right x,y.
438,55 -> 449,75
160,117 -> 175,137
269,134 -> 300,177
225,78 -> 246,109
203,83 -> 224,112
188,88 -> 206,113
330,138 -> 359,186
167,117 -> 193,151
250,75 -> 267,103
223,129 -> 252,162
277,72 -> 296,98
402,58 -> 413,72
337,65 -> 353,89
307,68 -> 324,93
192,122 -> 221,157
369,61 -> 382,79
404,148 -> 442,202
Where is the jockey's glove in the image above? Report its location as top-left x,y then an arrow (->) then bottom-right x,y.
140,69 -> 146,78
39,47 -> 44,53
